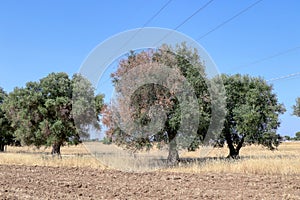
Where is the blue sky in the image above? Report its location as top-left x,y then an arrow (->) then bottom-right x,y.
1,0 -> 300,137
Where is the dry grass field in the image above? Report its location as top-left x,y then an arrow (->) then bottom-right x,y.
0,142 -> 299,199
0,144 -> 104,169
1,141 -> 299,175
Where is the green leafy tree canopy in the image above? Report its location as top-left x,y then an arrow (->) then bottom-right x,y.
217,74 -> 285,158
0,87 -> 14,151
3,72 -> 104,155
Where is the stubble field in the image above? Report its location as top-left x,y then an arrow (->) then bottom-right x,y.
0,142 -> 299,199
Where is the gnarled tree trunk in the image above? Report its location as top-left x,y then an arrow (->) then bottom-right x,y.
226,136 -> 244,159
167,131 -> 179,165
168,140 -> 179,165
51,142 -> 62,158
227,144 -> 240,159
0,143 -> 4,152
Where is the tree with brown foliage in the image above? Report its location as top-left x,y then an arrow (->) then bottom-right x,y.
102,43 -> 215,164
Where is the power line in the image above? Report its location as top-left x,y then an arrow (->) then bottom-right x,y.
100,0 -> 173,85
142,0 -> 173,27
103,0 -> 263,84
106,0 -> 214,83
117,0 -> 173,53
267,72 -> 300,82
174,0 -> 214,31
153,0 -> 214,46
196,0 -> 263,41
231,46 -> 300,71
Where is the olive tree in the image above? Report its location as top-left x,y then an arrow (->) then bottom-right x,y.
216,74 -> 285,158
3,72 -> 104,156
0,88 -> 14,152
102,43 -> 215,164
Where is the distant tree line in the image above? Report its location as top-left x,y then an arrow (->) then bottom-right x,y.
283,132 -> 300,141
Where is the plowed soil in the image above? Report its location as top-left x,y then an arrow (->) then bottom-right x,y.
0,165 -> 299,200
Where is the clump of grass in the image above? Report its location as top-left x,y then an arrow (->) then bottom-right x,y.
0,153 -> 105,169
165,156 -> 300,175
84,142 -> 168,172
5,143 -> 89,155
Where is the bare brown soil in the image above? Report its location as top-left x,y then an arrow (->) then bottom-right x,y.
0,165 -> 299,200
